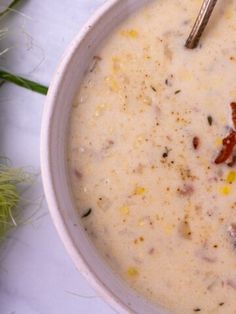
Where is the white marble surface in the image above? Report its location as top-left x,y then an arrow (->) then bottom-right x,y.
0,1 -> 115,313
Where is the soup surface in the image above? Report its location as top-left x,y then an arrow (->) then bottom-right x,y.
68,0 -> 236,313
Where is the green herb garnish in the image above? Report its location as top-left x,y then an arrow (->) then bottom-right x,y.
0,0 -> 23,17
0,70 -> 48,95
150,85 -> 157,92
0,162 -> 32,241
174,89 -> 181,94
207,115 -> 213,126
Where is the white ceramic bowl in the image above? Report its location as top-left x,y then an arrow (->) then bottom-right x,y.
41,1 -> 168,313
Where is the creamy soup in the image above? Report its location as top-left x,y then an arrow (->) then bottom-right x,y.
68,0 -> 236,313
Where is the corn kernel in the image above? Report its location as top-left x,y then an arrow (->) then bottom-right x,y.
144,55 -> 151,60
127,267 -> 139,278
120,206 -> 130,215
179,70 -> 193,81
163,223 -> 174,235
211,77 -> 223,89
178,221 -> 191,239
134,186 -> 146,195
105,76 -> 119,92
120,29 -> 138,38
219,185 -> 231,196
215,138 -> 222,146
226,171 -> 236,184
112,56 -> 121,73
136,135 -> 144,144
224,6 -> 233,20
95,104 -> 106,117
230,90 -> 236,99
142,95 -> 152,106
133,135 -> 144,148
138,219 -> 145,226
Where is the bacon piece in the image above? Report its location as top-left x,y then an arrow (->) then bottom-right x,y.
214,102 -> 236,165
215,131 -> 236,164
193,136 -> 199,150
227,155 -> 236,167
231,102 -> 236,129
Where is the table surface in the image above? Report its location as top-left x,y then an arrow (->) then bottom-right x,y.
0,1 -> 115,313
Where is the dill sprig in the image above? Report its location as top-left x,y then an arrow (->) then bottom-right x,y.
0,1 -> 44,242
0,163 -> 33,241
0,70 -> 48,95
0,1 -> 49,95
0,0 -> 23,17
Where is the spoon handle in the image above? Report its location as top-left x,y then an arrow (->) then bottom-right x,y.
185,0 -> 218,49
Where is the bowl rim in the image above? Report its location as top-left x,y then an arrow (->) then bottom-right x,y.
40,1 -> 134,313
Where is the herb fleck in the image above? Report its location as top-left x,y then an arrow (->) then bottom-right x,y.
81,208 -> 92,218
162,146 -> 171,158
193,308 -> 201,312
219,302 -> 224,306
207,115 -> 213,126
162,147 -> 170,158
174,90 -> 181,95
90,56 -> 102,73
151,85 -> 157,92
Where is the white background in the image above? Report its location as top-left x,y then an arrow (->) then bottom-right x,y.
0,1 -> 115,313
